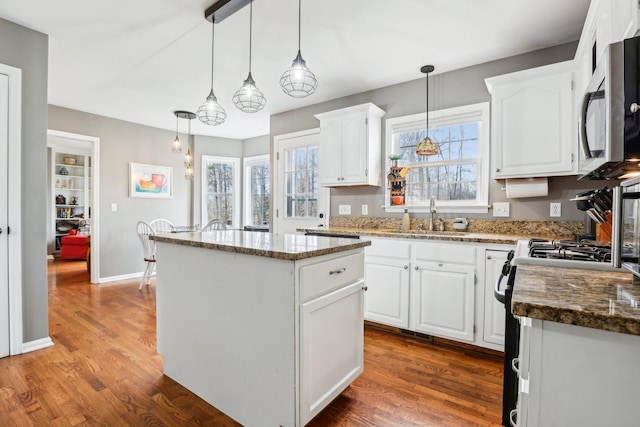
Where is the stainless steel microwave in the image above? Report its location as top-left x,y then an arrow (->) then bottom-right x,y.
579,35 -> 640,180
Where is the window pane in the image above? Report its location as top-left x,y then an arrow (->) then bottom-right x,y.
282,146 -> 318,219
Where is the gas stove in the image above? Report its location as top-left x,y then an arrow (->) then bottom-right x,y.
512,238 -> 622,271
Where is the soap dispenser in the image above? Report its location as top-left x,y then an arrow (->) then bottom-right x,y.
401,209 -> 410,231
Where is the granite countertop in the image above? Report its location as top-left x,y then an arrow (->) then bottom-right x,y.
512,264 -> 640,335
151,230 -> 371,261
301,227 -> 533,245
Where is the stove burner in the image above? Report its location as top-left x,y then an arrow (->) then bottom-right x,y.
528,238 -> 611,263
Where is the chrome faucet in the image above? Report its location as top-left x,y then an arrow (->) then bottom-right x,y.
438,216 -> 445,232
428,196 -> 436,231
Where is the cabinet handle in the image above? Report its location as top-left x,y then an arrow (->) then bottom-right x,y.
631,102 -> 640,114
403,265 -> 408,269
487,255 -> 491,260
329,267 -> 346,275
362,285 -> 368,291
509,409 -> 518,427
414,266 -> 419,270
496,168 -> 500,173
438,263 -> 443,267
0,227 -> 2,234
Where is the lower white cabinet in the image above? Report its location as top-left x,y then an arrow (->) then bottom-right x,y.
363,237 -> 510,350
483,250 -> 508,346
410,261 -> 475,342
300,279 -> 364,425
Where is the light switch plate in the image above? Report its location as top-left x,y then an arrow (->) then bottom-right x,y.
361,204 -> 368,215
493,202 -> 510,217
338,204 -> 351,215
550,202 -> 561,217
111,203 -> 118,212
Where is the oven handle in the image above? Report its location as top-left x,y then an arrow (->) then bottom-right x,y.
509,409 -> 518,427
494,273 -> 506,304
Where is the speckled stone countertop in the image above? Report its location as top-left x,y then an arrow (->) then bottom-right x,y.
512,264 -> 640,335
151,230 -> 370,261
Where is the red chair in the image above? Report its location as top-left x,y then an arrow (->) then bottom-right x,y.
60,233 -> 89,260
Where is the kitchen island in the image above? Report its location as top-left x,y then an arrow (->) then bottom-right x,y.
511,265 -> 640,426
150,230 -> 371,427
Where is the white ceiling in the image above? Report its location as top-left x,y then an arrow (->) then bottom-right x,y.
0,0 -> 590,140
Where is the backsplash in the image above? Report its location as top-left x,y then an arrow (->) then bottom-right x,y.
329,216 -> 585,239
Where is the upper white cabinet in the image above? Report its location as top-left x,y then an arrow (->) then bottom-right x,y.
486,61 -> 576,179
315,103 -> 385,187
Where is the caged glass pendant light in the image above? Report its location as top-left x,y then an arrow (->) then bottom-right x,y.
279,0 -> 317,98
172,112 -> 182,153
233,0 -> 266,113
197,19 -> 226,126
416,65 -> 439,157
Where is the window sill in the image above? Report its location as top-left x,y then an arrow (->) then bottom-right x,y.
382,205 -> 489,214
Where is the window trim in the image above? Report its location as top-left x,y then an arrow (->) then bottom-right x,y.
243,154 -> 270,227
201,155 -> 241,228
384,102 -> 490,214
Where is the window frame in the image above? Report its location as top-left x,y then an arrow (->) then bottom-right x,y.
201,155 -> 241,228
243,154 -> 270,227
384,102 -> 490,214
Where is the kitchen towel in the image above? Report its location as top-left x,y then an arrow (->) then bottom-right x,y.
505,177 -> 548,198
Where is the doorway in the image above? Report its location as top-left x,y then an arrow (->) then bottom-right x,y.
273,129 -> 329,234
47,130 -> 100,284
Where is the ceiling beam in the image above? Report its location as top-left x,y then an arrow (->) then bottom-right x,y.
205,0 -> 252,23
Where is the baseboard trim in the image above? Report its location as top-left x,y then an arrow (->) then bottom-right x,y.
22,337 -> 54,353
99,271 -> 145,284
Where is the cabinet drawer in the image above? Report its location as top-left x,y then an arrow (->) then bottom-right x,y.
300,252 -> 364,302
364,238 -> 411,259
413,242 -> 476,265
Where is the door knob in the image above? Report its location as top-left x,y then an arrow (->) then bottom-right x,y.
0,227 -> 2,234
362,285 -> 368,291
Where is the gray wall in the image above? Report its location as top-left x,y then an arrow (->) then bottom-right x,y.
270,41 -> 610,224
0,18 -> 49,342
48,105 -> 193,279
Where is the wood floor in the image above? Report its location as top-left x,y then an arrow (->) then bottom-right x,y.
0,259 -> 503,426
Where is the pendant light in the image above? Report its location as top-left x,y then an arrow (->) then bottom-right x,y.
178,111 -> 196,180
172,112 -> 182,153
416,65 -> 438,157
279,0 -> 317,98
233,0 -> 266,113
197,20 -> 226,126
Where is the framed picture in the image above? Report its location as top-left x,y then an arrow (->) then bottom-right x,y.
129,162 -> 172,198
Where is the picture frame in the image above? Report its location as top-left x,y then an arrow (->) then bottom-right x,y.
129,162 -> 172,198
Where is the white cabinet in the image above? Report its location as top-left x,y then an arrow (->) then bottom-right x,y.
363,239 -> 411,328
515,318 -> 640,427
483,250 -> 508,346
300,280 -> 364,425
485,61 -> 575,178
315,103 -> 385,187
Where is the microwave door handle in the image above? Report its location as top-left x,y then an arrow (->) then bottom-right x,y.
580,91 -> 593,159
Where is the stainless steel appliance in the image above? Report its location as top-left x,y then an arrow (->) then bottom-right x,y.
495,239 -> 620,426
579,35 -> 640,180
612,178 -> 640,273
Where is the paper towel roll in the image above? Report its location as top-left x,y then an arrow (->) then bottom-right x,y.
505,177 -> 549,198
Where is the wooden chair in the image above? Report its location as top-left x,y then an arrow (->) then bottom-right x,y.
201,219 -> 227,231
149,218 -> 174,234
136,221 -> 156,289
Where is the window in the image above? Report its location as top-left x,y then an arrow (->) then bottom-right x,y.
243,155 -> 270,227
385,102 -> 490,213
201,155 -> 240,227
284,145 -> 318,219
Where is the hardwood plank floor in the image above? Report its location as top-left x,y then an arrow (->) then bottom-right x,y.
0,259 -> 503,426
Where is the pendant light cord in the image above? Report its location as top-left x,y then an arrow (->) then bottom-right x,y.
426,72 -> 429,134
248,0 -> 253,72
298,0 -> 302,52
210,23 -> 215,90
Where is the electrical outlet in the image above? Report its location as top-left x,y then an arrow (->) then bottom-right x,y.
550,202 -> 561,217
493,202 -> 510,217
338,204 -> 351,215
361,204 -> 368,215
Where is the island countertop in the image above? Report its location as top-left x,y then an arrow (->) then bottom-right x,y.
150,229 -> 371,261
512,264 -> 640,335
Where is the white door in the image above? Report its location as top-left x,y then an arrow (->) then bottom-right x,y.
0,72 -> 9,358
274,129 -> 329,234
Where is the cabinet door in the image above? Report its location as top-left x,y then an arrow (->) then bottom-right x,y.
491,69 -> 574,178
410,262 -> 475,342
483,250 -> 508,346
364,257 -> 410,328
318,117 -> 343,185
340,111 -> 368,185
300,280 -> 364,425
